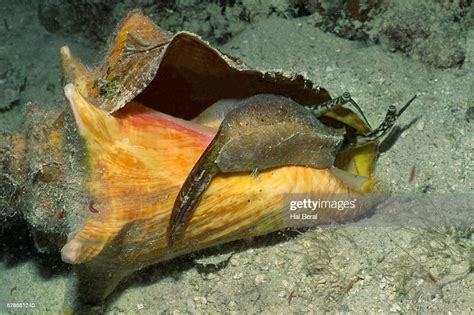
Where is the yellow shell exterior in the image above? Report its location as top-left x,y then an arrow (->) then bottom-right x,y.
58,12 -> 385,304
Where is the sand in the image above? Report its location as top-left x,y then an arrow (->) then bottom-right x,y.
0,1 -> 472,313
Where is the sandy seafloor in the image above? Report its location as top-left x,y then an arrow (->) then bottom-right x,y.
0,1 -> 473,314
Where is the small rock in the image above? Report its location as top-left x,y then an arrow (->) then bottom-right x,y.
390,303 -> 402,313
205,272 -> 216,280
233,272 -> 242,280
313,276 -> 326,284
325,66 -> 335,72
230,257 -> 239,267
255,274 -> 265,285
416,121 -> 425,131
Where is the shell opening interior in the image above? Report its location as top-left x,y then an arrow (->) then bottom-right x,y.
130,35 -> 332,121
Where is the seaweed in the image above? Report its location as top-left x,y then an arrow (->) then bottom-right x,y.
301,226 -> 364,311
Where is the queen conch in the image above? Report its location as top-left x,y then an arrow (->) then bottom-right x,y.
10,11 -> 397,307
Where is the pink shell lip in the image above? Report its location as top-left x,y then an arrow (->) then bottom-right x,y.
65,83 -> 217,146
117,104 -> 217,145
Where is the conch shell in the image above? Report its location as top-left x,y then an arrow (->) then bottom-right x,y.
56,12 -> 384,305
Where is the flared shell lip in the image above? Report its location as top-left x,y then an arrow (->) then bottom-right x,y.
105,30 -> 323,114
